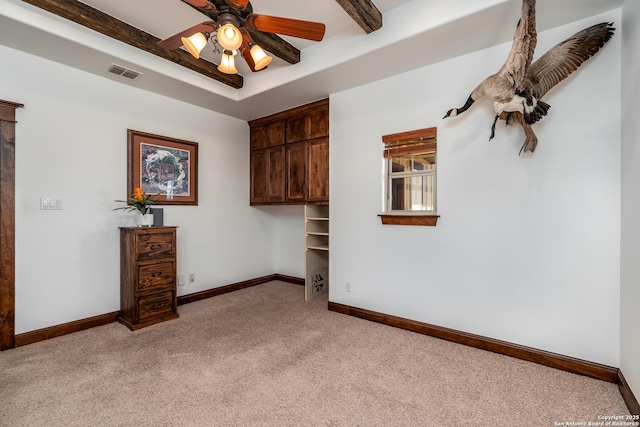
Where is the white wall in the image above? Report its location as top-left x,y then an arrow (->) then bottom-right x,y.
330,10 -> 621,366
0,45 -> 278,334
260,205 -> 306,278
620,0 -> 640,400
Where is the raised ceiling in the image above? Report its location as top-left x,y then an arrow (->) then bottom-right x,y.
0,0 -> 623,120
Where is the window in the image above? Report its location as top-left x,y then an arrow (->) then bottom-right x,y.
380,127 -> 438,226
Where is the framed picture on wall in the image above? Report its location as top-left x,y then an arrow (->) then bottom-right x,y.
127,129 -> 198,205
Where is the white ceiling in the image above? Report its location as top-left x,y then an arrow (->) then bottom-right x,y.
0,0 -> 623,121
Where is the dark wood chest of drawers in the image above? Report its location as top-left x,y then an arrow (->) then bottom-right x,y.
119,226 -> 179,330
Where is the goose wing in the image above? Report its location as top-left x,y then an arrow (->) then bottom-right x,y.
497,0 -> 537,91
526,22 -> 615,99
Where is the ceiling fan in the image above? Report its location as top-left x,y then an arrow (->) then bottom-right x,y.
158,0 -> 326,75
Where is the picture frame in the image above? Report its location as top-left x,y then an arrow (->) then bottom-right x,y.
127,129 -> 198,206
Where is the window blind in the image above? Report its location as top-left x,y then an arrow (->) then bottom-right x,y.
382,127 -> 436,158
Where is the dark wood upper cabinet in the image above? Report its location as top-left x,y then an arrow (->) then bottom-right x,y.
249,99 -> 329,205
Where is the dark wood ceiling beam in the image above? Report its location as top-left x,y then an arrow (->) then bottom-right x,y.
246,29 -> 300,64
335,0 -> 382,34
20,0 -> 243,89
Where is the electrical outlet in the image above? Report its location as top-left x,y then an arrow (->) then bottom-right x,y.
189,273 -> 195,283
345,282 -> 351,293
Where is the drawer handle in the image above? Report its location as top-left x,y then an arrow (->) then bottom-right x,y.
150,244 -> 162,250
151,303 -> 165,310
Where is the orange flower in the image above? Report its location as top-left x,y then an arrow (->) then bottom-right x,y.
114,188 -> 156,214
133,187 -> 144,201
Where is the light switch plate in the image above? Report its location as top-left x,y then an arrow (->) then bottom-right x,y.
40,197 -> 63,210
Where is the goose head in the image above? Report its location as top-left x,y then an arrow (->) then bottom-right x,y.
443,108 -> 458,119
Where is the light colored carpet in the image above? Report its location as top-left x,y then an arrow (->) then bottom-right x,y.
0,281 -> 629,426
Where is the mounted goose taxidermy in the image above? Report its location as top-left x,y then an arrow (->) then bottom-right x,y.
442,0 -> 615,154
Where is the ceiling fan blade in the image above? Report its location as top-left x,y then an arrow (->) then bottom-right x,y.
180,0 -> 216,12
245,14 -> 326,42
225,0 -> 250,11
180,0 -> 218,20
158,21 -> 217,50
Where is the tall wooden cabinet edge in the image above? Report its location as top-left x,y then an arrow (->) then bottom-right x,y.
119,226 -> 179,330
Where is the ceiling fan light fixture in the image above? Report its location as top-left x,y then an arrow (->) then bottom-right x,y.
181,32 -> 209,59
217,23 -> 242,51
249,44 -> 272,71
218,49 -> 238,74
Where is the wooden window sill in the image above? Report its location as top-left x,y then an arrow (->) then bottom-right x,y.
378,214 -> 439,226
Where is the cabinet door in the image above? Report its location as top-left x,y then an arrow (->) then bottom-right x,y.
265,120 -> 285,147
250,125 -> 267,150
307,137 -> 329,202
285,114 -> 307,144
250,147 -> 285,204
250,149 -> 269,203
307,109 -> 329,140
267,146 -> 285,202
250,120 -> 284,150
286,142 -> 307,202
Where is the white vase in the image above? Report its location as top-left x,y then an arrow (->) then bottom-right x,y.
136,213 -> 154,227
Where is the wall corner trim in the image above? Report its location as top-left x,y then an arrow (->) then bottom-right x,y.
618,370 -> 640,416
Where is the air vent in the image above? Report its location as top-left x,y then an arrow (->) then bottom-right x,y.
108,63 -> 143,80
108,64 -> 127,75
